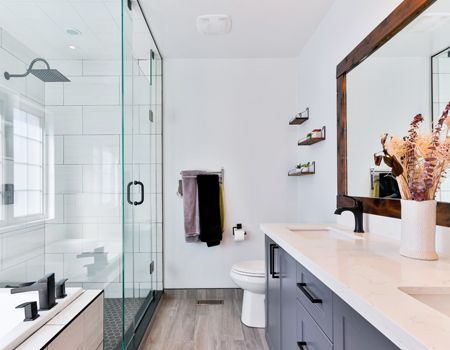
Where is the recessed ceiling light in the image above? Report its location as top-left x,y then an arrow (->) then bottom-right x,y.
69,45 -> 77,50
66,28 -> 81,36
197,15 -> 232,35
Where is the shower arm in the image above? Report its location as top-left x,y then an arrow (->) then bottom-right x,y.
4,58 -> 51,80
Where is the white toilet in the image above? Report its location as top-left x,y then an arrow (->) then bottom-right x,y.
230,260 -> 266,328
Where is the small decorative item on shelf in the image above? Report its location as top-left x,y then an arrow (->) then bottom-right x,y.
288,161 -> 316,176
289,108 -> 309,125
375,102 -> 450,261
298,126 -> 326,146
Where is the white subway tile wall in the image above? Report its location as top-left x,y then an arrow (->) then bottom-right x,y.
0,27 -> 163,296
434,56 -> 450,200
0,27 -> 46,284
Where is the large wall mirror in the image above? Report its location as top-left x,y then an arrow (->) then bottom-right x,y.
337,0 -> 450,226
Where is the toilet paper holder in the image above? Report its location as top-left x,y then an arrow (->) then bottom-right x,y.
233,224 -> 247,236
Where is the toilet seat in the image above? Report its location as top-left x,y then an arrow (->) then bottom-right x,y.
231,260 -> 265,278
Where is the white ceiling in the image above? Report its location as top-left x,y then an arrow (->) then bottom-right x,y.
140,0 -> 335,58
0,0 -> 122,60
0,0 -> 158,61
0,0 -> 334,60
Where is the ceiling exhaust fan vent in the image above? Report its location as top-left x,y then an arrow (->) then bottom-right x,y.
196,14 -> 232,35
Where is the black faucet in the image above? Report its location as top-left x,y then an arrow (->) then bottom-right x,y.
334,195 -> 365,233
10,273 -> 56,310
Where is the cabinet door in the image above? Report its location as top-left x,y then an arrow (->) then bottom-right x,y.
297,264 -> 333,339
280,250 -> 298,350
333,295 -> 399,350
266,236 -> 281,350
48,316 -> 84,350
297,302 -> 333,350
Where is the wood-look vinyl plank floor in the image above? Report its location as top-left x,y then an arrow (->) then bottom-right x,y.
140,289 -> 269,350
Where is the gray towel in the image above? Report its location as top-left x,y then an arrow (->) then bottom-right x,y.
181,170 -> 207,242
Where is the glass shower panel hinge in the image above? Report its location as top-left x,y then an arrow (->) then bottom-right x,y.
3,184 -> 14,205
149,109 -> 154,123
149,261 -> 154,275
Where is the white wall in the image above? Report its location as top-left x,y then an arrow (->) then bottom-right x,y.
164,58 -> 299,288
297,0 -> 450,255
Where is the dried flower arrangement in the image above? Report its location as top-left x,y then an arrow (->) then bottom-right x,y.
375,102 -> 450,201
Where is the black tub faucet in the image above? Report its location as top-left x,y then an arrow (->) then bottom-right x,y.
334,195 -> 365,233
10,273 -> 56,310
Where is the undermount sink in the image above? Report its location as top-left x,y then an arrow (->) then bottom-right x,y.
399,287 -> 450,318
288,226 -> 364,240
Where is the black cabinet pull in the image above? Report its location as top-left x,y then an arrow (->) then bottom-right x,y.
269,244 -> 280,279
127,181 -> 133,205
134,181 -> 144,205
297,283 -> 322,304
297,341 -> 308,350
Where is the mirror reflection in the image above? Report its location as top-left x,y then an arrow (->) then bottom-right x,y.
347,0 -> 450,201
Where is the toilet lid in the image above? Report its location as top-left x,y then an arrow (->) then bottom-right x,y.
232,260 -> 265,277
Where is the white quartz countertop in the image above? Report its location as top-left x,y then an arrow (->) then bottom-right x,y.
260,223 -> 450,350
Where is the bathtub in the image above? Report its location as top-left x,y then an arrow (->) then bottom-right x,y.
0,287 -> 83,350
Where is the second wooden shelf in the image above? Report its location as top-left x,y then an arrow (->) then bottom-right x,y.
298,126 -> 326,146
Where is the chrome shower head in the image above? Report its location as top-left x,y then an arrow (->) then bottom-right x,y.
4,58 -> 70,83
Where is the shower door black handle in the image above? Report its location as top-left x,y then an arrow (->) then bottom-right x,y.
127,182 -> 133,205
134,181 -> 144,205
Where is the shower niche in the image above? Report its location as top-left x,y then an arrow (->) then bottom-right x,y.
0,0 -> 163,349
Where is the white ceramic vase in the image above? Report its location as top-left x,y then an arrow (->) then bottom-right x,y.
400,199 -> 438,261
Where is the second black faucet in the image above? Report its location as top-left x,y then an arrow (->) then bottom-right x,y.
334,195 -> 365,233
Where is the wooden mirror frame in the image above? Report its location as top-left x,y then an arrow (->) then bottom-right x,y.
336,0 -> 450,227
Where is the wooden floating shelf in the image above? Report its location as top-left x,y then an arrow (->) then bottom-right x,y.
298,137 -> 325,146
288,161 -> 316,176
289,108 -> 309,125
289,116 -> 309,125
298,126 -> 326,146
288,171 -> 315,176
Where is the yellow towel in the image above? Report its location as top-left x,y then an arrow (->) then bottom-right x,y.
372,179 -> 380,198
219,183 -> 225,232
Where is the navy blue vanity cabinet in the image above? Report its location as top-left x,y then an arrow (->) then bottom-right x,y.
280,250 -> 299,350
333,295 -> 399,350
265,235 -> 400,350
266,236 -> 281,350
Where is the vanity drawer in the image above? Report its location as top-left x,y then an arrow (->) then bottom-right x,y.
297,264 -> 333,339
297,301 -> 333,350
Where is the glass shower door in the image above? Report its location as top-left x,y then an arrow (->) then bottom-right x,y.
122,0 -> 155,348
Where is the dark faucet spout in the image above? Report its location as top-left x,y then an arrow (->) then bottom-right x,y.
10,273 -> 56,310
334,196 -> 365,233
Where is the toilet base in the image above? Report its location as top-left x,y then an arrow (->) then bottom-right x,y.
241,290 -> 265,328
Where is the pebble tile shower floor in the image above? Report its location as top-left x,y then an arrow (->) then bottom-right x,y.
104,298 -> 147,350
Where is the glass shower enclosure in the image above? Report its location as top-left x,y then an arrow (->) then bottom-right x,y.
0,0 -> 163,349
